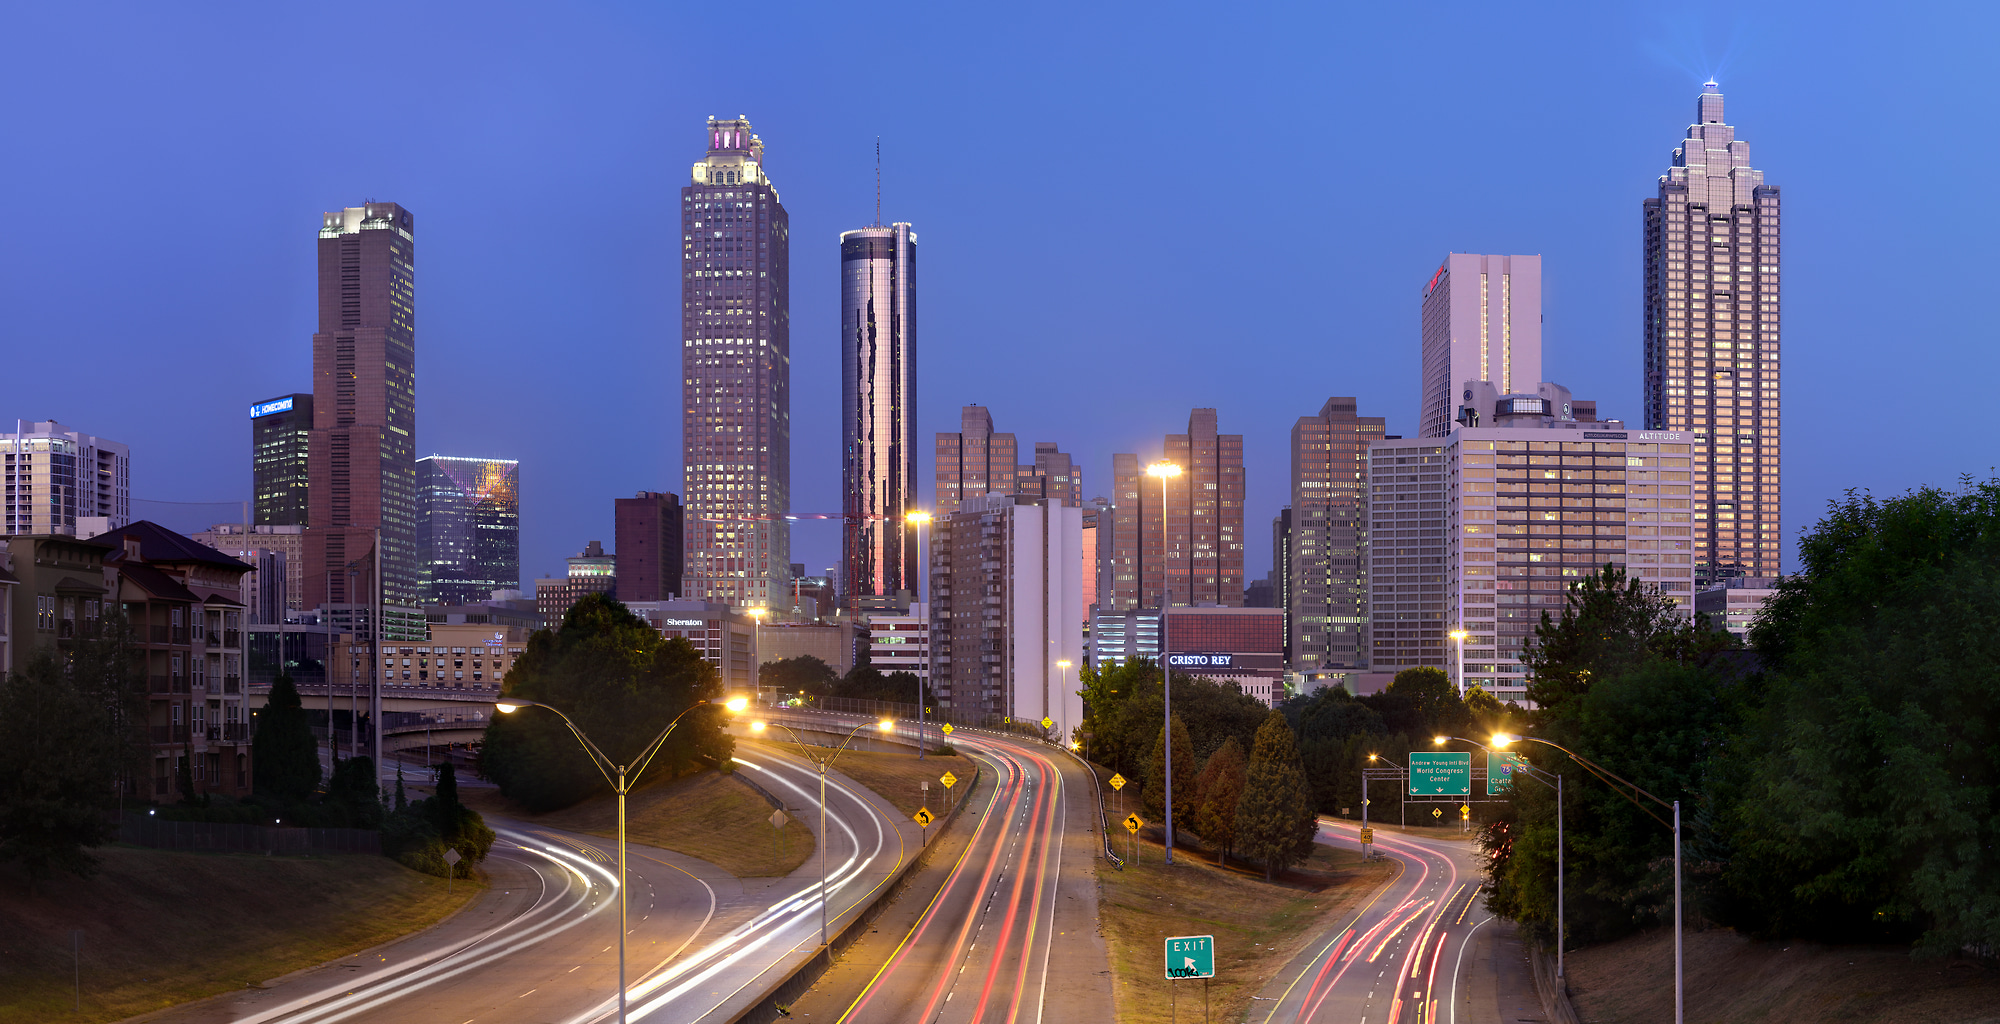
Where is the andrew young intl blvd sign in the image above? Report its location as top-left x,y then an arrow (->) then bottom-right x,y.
1408,752 -> 1472,795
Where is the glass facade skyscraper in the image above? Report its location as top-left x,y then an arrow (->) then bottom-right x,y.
680,117 -> 790,608
250,393 -> 312,526
1643,82 -> 1781,584
839,222 -> 917,609
417,456 -> 520,605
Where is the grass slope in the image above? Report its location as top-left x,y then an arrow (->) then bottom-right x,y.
1566,927 -> 2000,1024
819,747 -> 975,822
0,846 -> 475,1024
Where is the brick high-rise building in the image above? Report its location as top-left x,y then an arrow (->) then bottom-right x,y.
1287,397 -> 1384,675
303,202 -> 422,640
681,117 -> 790,608
615,491 -> 684,602
1643,81 -> 1782,584
934,406 -> 1018,517
1106,409 -> 1245,611
840,222 -> 917,610
1420,255 -> 1542,439
1017,442 -> 1082,506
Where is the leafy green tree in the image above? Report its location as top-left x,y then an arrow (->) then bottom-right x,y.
1141,714 -> 1199,839
1192,736 -> 1246,865
1235,711 -> 1318,880
481,595 -> 731,812
759,655 -> 838,699
1382,666 -> 1467,734
383,761 -> 495,877
253,673 -> 321,802
324,755 -> 383,828
1521,564 -> 1723,719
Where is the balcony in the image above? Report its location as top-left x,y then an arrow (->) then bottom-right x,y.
171,627 -> 190,645
223,629 -> 241,649
223,675 -> 241,694
207,633 -> 220,648
150,675 -> 171,694
58,620 -> 75,639
150,725 -> 191,744
222,722 -> 248,742
150,625 -> 169,644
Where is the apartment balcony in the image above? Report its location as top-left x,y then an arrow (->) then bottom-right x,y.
206,633 -> 220,648
58,620 -> 75,638
223,675 -> 242,694
150,724 -> 191,744
150,625 -> 169,644
221,722 -> 248,742
223,629 -> 241,649
172,627 -> 189,645
150,675 -> 171,694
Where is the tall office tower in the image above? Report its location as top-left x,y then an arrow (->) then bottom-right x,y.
416,456 -> 520,605
1017,442 -> 1083,505
1643,81 -> 1782,584
929,492 -> 1084,726
535,540 -> 617,624
839,222 -> 917,610
250,395 -> 312,526
1272,508 -> 1293,659
1288,397 -> 1385,676
615,491 -> 684,602
1420,255 -> 1543,439
933,406 -> 1018,516
1,420 -> 129,537
681,117 -> 791,609
303,202 -> 422,639
1108,409 -> 1246,611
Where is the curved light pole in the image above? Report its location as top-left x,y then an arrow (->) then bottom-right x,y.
904,510 -> 932,761
1436,734 -> 1564,978
494,694 -> 749,1024
750,716 -> 894,946
1146,459 -> 1182,864
1493,732 -> 1678,1022
1055,658 -> 1072,747
1364,751 -> 1410,836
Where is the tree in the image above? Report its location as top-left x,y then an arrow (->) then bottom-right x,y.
1192,736 -> 1246,865
253,673 -> 321,802
759,655 -> 838,699
0,628 -> 145,880
481,594 -> 731,812
1521,564 -> 1721,719
1382,667 -> 1467,734
1234,711 -> 1318,880
324,755 -> 383,829
383,761 -> 495,878
1141,714 -> 1199,840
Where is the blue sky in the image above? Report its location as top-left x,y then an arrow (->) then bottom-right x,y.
1,1 -> 1992,586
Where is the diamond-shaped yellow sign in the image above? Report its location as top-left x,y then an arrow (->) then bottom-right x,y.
941,723 -> 954,735
1108,773 -> 1127,791
1124,813 -> 1144,834
914,807 -> 933,826
1041,716 -> 1053,729
940,771 -> 958,789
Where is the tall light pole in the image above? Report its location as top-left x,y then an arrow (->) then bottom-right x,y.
751,717 -> 894,946
1055,658 -> 1072,746
1436,734 -> 1563,977
1447,628 -> 1468,697
747,606 -> 767,701
1494,732 -> 1674,1019
495,694 -> 750,1024
1145,460 -> 1182,865
904,510 -> 932,760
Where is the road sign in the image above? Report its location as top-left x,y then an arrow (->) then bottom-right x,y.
1358,827 -> 1374,844
1108,773 -> 1127,791
1460,804 -> 1471,819
1124,813 -> 1144,833
1487,750 -> 1530,795
940,771 -> 958,789
1165,934 -> 1216,979
768,809 -> 787,829
442,848 -> 462,866
1432,807 -> 1443,819
913,807 -> 934,827
941,723 -> 954,735
1408,751 -> 1473,795
1041,716 -> 1054,730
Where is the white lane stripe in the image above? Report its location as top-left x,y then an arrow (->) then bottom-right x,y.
1448,915 -> 1493,1024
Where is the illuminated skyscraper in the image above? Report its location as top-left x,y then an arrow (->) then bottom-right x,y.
934,406 -> 1018,516
416,456 -> 520,605
1286,397 -> 1384,675
680,117 -> 790,608
1643,81 -> 1781,584
839,222 -> 916,609
250,394 -> 312,526
1419,254 -> 1542,439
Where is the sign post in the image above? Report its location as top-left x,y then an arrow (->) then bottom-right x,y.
1109,772 -> 1127,825
443,847 -> 461,896
1125,812 -> 1143,864
1165,933 -> 1215,978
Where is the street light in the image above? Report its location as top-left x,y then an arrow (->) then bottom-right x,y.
1436,734 -> 1564,978
1447,628 -> 1468,697
492,694 -> 749,1024
749,716 -> 894,946
1363,751 -> 1410,837
1145,459 -> 1182,864
903,510 -> 933,760
747,607 -> 767,702
1492,732 -> 1678,1021
1055,658 -> 1072,746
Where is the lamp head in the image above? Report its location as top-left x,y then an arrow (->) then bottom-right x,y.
750,720 -> 767,733
1368,753 -> 1377,762
747,607 -> 767,620
723,696 -> 750,713
1146,461 -> 1183,479
1491,733 -> 1514,748
1448,629 -> 1468,641
905,510 -> 932,525
1433,735 -> 1448,746
1056,658 -> 1072,670
877,718 -> 895,732
495,701 -> 524,713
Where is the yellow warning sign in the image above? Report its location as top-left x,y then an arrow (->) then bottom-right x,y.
1359,826 -> 1375,844
941,723 -> 955,735
1108,773 -> 1127,791
1124,813 -> 1144,834
1041,716 -> 1053,729
914,807 -> 934,827
940,771 -> 958,789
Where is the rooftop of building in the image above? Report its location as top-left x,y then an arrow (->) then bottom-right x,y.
96,521 -> 254,572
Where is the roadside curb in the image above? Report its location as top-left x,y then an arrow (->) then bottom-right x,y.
1529,938 -> 1583,1024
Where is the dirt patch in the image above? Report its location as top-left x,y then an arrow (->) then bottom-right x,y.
1566,926 -> 2000,1024
0,845 -> 474,1024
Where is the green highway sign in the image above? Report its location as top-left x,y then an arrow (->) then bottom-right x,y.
1165,934 -> 1215,979
1487,750 -> 1530,795
1408,752 -> 1472,796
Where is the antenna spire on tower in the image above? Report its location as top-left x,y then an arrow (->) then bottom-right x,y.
874,137 -> 882,227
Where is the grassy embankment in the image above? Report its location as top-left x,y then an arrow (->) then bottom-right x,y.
0,846 -> 476,1024
1094,769 -> 1396,1023
1566,926 -> 2000,1024
819,746 -> 975,821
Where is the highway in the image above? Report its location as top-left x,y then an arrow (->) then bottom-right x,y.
1255,819 -> 1505,1024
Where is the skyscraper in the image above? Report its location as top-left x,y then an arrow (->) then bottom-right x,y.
1017,442 -> 1082,506
681,117 -> 790,608
1107,408 -> 1246,610
839,222 -> 917,609
1287,397 -> 1384,675
303,202 -> 421,639
250,394 -> 312,526
1643,81 -> 1781,584
930,492 -> 1084,725
934,406 -> 1018,516
615,491 -> 684,603
416,456 -> 520,605
1420,255 -> 1543,439
1,420 -> 129,537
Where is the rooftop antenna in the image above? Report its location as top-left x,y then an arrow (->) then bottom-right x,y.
874,137 -> 882,227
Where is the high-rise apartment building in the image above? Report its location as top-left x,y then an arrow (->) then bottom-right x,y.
681,117 -> 791,608
416,456 -> 520,605
615,491 -> 684,603
303,202 -> 422,640
1288,397 -> 1385,675
930,492 -> 1084,731
250,394 -> 312,526
1106,409 -> 1245,611
2,420 -> 129,538
840,222 -> 917,609
1643,82 -> 1782,584
1420,255 -> 1543,439
934,406 -> 1018,516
